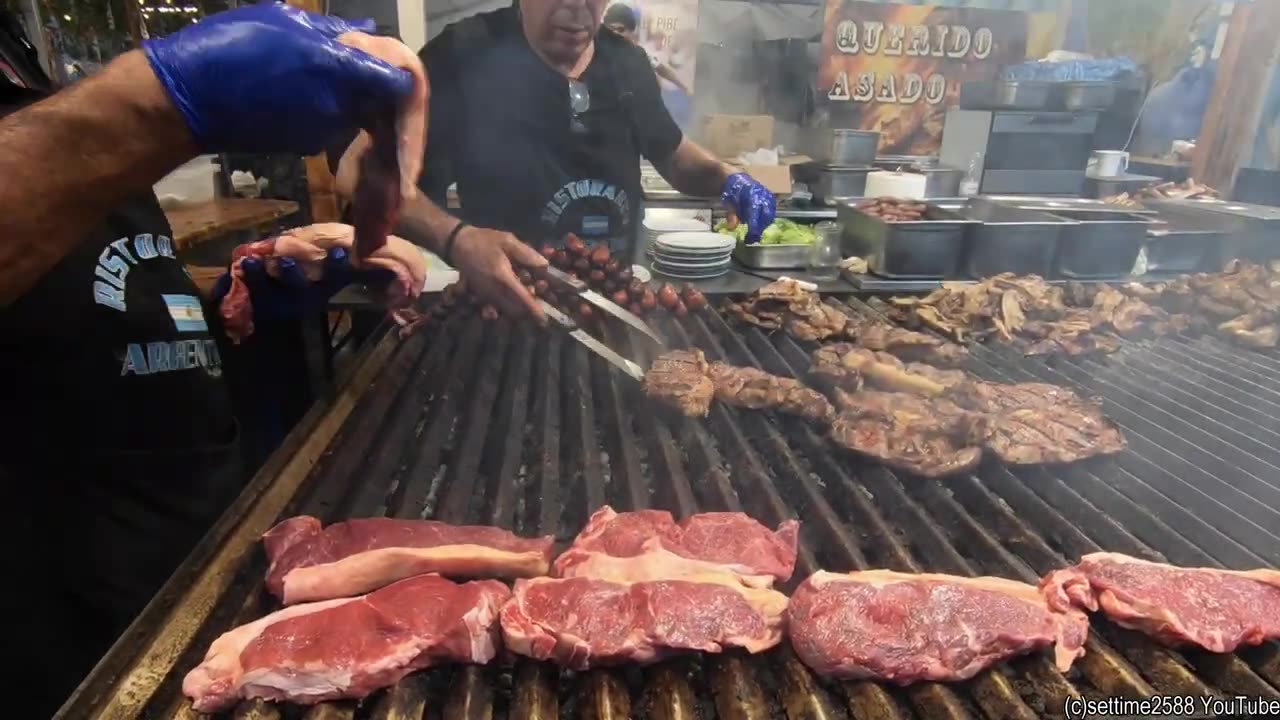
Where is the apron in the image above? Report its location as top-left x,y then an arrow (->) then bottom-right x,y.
0,189 -> 242,716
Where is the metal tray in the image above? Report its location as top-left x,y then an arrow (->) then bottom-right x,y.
959,80 -> 1051,110
1041,208 -> 1152,279
806,164 -> 873,204
952,198 -> 1078,278
838,203 -> 976,279
1050,82 -> 1117,110
733,243 -> 813,269
1142,205 -> 1233,273
798,128 -> 879,165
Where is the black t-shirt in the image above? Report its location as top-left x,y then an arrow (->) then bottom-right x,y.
0,96 -> 242,713
420,7 -> 683,251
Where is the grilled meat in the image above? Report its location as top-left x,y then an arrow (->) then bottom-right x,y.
844,314 -> 969,366
810,344 -> 947,397
986,404 -> 1126,465
644,350 -> 715,417
829,391 -> 992,478
727,280 -> 850,341
943,379 -> 1126,465
947,380 -> 1086,415
709,362 -> 835,424
785,298 -> 848,341
647,350 -> 836,423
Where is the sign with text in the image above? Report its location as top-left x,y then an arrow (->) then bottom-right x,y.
817,1 -> 1029,154
634,0 -> 699,92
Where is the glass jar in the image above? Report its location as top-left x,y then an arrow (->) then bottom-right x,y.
809,221 -> 843,281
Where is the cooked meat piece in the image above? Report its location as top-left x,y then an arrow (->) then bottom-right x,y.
785,299 -> 848,341
947,380 -> 1087,414
987,402 -> 1126,465
811,344 -> 946,396
709,362 -> 835,424
724,300 -> 784,330
943,378 -> 1125,464
809,343 -> 867,391
645,350 -> 715,417
844,315 -> 969,366
754,278 -> 814,304
1220,315 -> 1280,348
829,391 -> 992,478
904,362 -> 969,390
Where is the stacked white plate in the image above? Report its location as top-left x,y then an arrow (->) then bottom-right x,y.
651,231 -> 735,279
643,215 -> 710,252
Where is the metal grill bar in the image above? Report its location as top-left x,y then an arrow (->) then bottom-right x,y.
96,292 -> 1280,720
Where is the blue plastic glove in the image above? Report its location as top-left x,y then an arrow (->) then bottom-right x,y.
212,247 -> 395,324
721,173 -> 777,244
142,3 -> 413,154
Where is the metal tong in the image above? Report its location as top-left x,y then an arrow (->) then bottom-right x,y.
537,266 -> 665,381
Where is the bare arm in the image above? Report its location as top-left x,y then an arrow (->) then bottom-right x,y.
0,51 -> 196,305
654,137 -> 733,198
654,63 -> 689,95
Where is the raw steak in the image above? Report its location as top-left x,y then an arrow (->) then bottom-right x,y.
789,570 -> 1088,683
553,506 -> 799,586
352,117 -> 402,261
183,575 -> 508,712
501,575 -> 788,669
219,224 -> 426,344
263,515 -> 554,604
1041,552 -> 1280,653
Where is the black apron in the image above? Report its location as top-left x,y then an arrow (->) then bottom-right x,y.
0,188 -> 242,716
441,12 -> 645,251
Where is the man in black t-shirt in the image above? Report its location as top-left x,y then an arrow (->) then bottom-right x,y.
335,0 -> 777,322
0,6 -> 426,716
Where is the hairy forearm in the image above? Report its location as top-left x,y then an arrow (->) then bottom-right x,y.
0,51 -> 195,304
395,191 -> 463,255
658,138 -> 732,198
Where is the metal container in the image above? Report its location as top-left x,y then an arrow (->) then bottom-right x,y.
809,164 -> 873,204
732,243 -> 812,269
1038,208 -> 1153,279
838,202 -> 975,279
1142,205 -> 1234,273
799,128 -> 879,165
986,195 -> 1158,215
1147,198 -> 1280,263
954,198 -> 1078,278
1050,81 -> 1117,110
959,80 -> 1051,110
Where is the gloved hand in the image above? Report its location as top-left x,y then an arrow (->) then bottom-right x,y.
212,247 -> 395,325
721,173 -> 777,244
142,3 -> 414,155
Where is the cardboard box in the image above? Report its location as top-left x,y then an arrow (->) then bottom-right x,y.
740,164 -> 792,196
701,114 -> 775,160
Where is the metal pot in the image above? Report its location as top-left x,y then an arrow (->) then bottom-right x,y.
799,128 -> 879,166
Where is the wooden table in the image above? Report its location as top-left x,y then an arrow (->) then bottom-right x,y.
165,198 -> 300,250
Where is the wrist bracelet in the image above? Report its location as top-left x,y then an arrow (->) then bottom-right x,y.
443,221 -> 470,265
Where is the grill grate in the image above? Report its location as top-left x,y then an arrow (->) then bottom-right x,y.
83,297 -> 1280,720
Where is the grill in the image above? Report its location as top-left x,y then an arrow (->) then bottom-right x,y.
65,295 -> 1280,720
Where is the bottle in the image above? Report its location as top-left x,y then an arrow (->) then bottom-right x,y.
959,152 -> 982,197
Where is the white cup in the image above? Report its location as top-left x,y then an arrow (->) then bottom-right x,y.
1093,150 -> 1129,178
